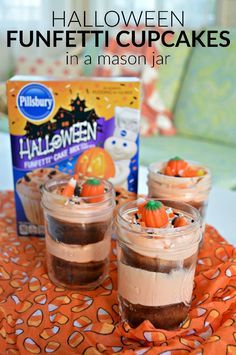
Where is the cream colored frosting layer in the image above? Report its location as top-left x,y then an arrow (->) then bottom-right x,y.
117,225 -> 200,260
118,262 -> 195,307
46,231 -> 111,263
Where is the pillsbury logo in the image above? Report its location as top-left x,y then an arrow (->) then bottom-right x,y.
17,83 -> 54,122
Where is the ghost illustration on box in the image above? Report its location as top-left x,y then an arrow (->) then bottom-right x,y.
104,107 -> 139,189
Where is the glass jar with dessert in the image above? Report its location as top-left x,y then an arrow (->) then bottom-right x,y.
116,198 -> 202,330
148,157 -> 211,221
41,175 -> 115,289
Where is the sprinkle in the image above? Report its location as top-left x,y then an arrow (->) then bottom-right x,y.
137,197 -> 146,205
74,184 -> 81,197
48,170 -> 57,176
24,175 -> 31,182
71,196 -> 81,204
171,217 -> 178,225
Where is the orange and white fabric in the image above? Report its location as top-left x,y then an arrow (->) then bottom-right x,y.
0,191 -> 235,354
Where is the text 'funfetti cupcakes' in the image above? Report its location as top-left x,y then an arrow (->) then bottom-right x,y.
116,198 -> 202,329
41,175 -> 115,289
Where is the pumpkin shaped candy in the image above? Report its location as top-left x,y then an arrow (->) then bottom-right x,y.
164,156 -> 188,177
81,178 -> 105,203
141,200 -> 168,228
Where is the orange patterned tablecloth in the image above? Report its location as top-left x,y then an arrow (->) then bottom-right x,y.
0,191 -> 235,355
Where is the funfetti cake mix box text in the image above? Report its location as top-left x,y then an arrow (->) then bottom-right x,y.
7,76 -> 141,236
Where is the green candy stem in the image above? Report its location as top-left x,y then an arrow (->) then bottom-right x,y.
171,156 -> 182,161
86,178 -> 101,186
145,200 -> 163,211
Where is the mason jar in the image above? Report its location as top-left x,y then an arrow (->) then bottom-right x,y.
116,199 -> 202,330
41,176 -> 115,289
148,161 -> 211,221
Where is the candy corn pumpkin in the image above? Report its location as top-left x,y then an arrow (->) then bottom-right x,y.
164,157 -> 188,177
173,216 -> 188,227
61,175 -> 78,197
81,178 -> 105,203
141,200 -> 168,228
183,166 -> 205,178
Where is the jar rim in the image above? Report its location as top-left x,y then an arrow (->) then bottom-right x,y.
148,160 -> 211,182
117,198 -> 201,239
41,176 -> 115,213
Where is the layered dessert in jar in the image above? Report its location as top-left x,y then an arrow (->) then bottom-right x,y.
41,175 -> 115,289
116,198 -> 202,329
148,157 -> 211,220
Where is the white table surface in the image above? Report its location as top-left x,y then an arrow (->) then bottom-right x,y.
0,132 -> 235,245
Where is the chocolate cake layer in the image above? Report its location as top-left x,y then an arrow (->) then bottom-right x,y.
119,296 -> 189,329
47,215 -> 110,244
120,245 -> 197,273
49,254 -> 108,286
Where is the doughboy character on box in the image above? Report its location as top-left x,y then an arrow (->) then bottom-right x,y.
104,107 -> 139,189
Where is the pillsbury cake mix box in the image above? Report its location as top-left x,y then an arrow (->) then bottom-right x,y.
7,76 -> 141,236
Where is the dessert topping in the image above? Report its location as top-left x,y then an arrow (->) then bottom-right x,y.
196,169 -> 205,176
81,178 -> 105,203
74,183 -> 81,197
61,174 -> 78,197
163,157 -> 206,178
173,216 -> 188,228
164,156 -> 188,177
166,207 -> 175,218
141,200 -> 168,228
131,200 -> 192,230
